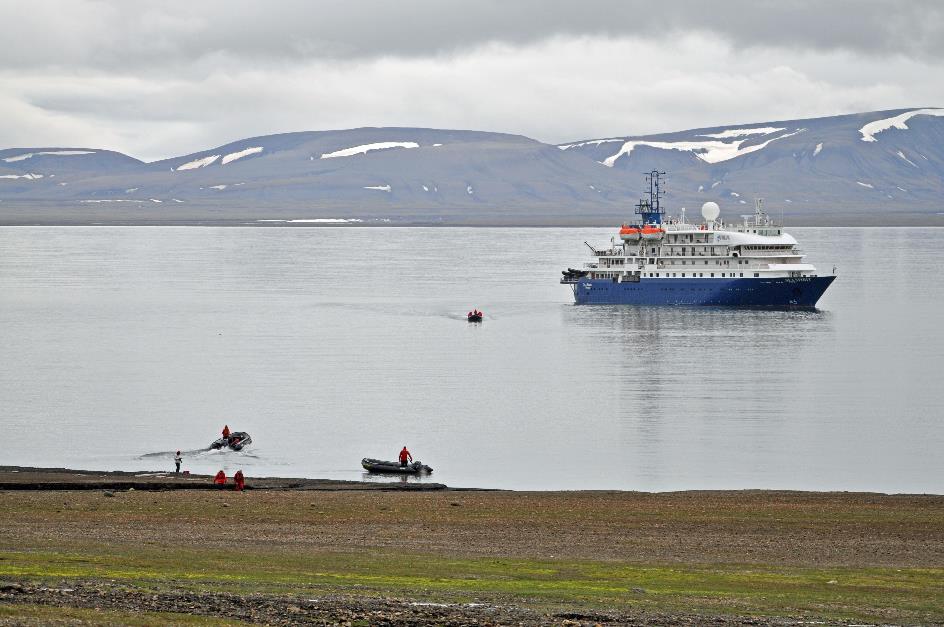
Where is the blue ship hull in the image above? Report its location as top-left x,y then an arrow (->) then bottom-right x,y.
571,275 -> 835,308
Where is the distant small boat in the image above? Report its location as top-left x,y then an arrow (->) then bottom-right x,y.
361,457 -> 433,474
467,311 -> 483,322
210,431 -> 252,451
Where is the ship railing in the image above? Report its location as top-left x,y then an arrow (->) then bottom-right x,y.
657,249 -> 802,258
741,249 -> 803,257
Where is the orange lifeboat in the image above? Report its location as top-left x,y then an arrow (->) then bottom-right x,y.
641,225 -> 665,240
619,224 -> 641,241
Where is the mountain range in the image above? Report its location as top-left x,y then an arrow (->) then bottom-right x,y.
1,108 -> 942,225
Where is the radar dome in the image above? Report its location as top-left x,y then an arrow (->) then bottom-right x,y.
701,201 -> 720,222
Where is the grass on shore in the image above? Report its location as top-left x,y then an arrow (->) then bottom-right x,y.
1,546 -> 942,623
1,488 -> 942,623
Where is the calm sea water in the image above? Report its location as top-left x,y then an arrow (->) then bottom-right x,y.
0,226 -> 941,492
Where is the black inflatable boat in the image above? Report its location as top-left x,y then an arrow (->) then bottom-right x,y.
361,458 -> 433,474
210,431 -> 252,451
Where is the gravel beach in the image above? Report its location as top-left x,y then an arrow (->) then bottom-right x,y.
0,467 -> 941,625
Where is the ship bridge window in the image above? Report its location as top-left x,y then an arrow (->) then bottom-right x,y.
754,272 -> 759,277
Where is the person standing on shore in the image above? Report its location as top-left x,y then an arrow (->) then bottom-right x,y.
234,470 -> 245,491
174,451 -> 182,474
399,446 -> 413,467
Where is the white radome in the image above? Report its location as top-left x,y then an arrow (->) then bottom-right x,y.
701,201 -> 720,222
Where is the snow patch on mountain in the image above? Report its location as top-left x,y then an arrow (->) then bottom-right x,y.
698,127 -> 785,139
80,199 -> 146,203
176,155 -> 220,171
258,218 -> 365,223
321,142 -> 419,159
364,185 -> 391,192
0,173 -> 43,180
814,143 -> 823,156
856,181 -> 874,188
602,128 -> 806,166
896,150 -> 918,168
3,150 -> 94,162
209,185 -> 227,190
558,138 -> 623,150
221,146 -> 263,164
859,108 -> 944,142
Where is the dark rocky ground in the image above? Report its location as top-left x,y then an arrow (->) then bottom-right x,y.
0,581 -> 836,626
0,466 -> 449,492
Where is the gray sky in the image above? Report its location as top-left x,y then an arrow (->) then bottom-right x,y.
2,0 -> 942,161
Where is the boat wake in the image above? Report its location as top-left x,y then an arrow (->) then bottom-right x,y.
138,447 -> 261,460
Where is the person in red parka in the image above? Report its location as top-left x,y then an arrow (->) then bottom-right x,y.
399,446 -> 413,467
213,470 -> 226,486
222,425 -> 230,439
234,470 -> 245,492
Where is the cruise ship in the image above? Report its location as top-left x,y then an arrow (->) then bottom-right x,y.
561,172 -> 835,308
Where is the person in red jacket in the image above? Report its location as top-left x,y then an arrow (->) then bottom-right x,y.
234,470 -> 245,492
222,425 -> 231,439
399,446 -> 413,467
213,470 -> 226,485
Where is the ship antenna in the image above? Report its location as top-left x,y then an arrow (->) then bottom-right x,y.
636,170 -> 666,225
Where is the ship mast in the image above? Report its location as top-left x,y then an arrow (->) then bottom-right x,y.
635,170 -> 666,225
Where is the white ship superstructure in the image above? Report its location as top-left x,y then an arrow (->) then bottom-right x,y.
561,171 -> 835,307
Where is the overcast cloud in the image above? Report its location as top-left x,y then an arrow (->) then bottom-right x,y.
1,0 -> 943,161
